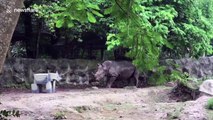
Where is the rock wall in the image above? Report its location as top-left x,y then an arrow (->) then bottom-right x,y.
0,56 -> 212,88
162,56 -> 213,78
0,58 -> 99,87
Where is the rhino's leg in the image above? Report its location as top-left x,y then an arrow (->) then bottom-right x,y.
107,77 -> 117,88
127,77 -> 134,86
134,70 -> 139,87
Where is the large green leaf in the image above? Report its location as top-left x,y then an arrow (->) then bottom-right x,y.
87,12 -> 96,23
55,19 -> 64,28
87,4 -> 100,10
92,10 -> 103,17
104,7 -> 113,15
67,22 -> 74,28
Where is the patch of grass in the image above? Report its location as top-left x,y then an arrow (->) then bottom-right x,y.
167,110 -> 181,120
167,105 -> 184,120
206,98 -> 213,120
207,110 -> 213,120
104,104 -> 118,111
2,82 -> 31,89
74,106 -> 91,113
206,98 -> 213,110
0,110 -> 20,120
53,111 -> 67,120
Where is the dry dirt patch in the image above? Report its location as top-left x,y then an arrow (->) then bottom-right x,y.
0,86 -> 211,120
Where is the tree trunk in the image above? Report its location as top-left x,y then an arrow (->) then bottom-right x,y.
0,0 -> 24,73
36,20 -> 42,58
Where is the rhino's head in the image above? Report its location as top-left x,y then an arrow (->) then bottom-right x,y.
49,71 -> 62,81
94,63 -> 108,81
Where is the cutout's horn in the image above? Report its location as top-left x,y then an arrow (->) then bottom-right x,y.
98,63 -> 103,67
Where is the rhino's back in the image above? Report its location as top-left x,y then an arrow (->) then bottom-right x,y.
103,60 -> 135,68
104,61 -> 136,79
113,61 -> 135,68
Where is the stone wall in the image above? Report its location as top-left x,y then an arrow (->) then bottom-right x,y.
0,56 -> 212,88
162,56 -> 213,78
0,58 -> 99,87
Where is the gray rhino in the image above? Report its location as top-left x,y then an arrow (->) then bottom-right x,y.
94,60 -> 139,88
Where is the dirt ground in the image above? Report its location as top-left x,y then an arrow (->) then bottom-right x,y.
0,86 -> 212,120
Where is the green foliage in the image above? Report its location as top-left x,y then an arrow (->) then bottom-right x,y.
106,33 -> 121,50
53,111 -> 67,120
163,0 -> 213,58
74,106 -> 90,113
2,82 -> 31,89
170,70 -> 189,85
148,66 -> 169,85
148,66 -> 189,85
106,0 -> 212,71
104,0 -> 213,84
105,0 -> 177,72
148,62 -> 202,86
32,0 -> 104,31
0,110 -> 20,120
170,70 -> 201,91
207,98 -> 213,110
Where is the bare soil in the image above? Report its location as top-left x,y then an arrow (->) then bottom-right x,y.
0,86 -> 211,120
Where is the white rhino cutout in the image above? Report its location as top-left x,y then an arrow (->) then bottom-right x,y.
199,79 -> 213,96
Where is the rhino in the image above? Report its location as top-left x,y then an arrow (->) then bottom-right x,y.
94,60 -> 139,88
